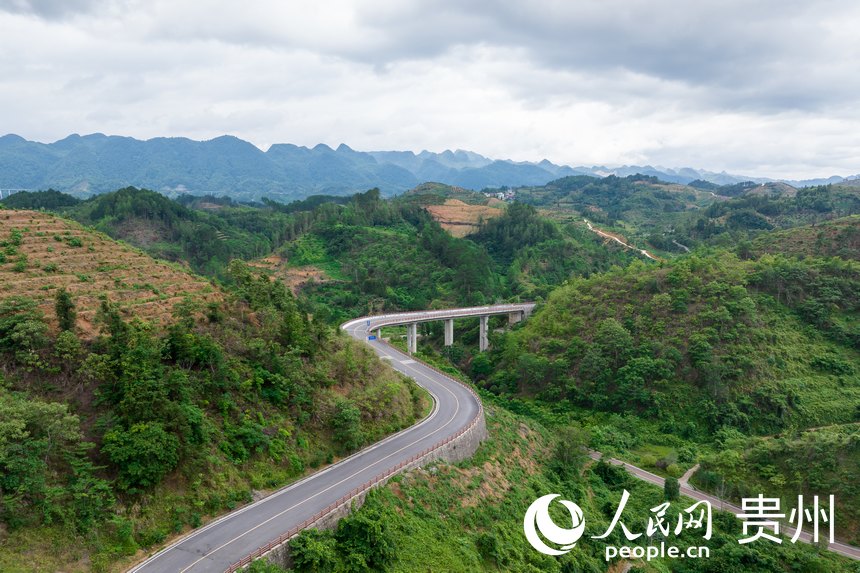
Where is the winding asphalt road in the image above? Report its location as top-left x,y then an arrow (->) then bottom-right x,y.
127,301 -> 857,570
128,305 -> 531,573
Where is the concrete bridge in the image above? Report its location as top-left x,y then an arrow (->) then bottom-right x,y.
363,303 -> 536,354
128,303 -> 536,573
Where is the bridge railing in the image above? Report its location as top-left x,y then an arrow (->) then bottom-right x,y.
362,303 -> 535,331
223,340 -> 486,573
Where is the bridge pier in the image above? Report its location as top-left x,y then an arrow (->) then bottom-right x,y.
508,310 -> 524,325
479,316 -> 489,352
406,323 -> 418,355
444,319 -> 454,346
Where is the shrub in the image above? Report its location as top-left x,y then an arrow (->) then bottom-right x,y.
331,397 -> 363,452
666,463 -> 683,478
665,476 -> 680,500
290,529 -> 338,573
55,288 -> 76,331
102,422 -> 180,491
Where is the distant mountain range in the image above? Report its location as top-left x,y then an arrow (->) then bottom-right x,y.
0,133 -> 855,201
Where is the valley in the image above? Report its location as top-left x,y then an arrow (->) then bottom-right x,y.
1,176 -> 859,572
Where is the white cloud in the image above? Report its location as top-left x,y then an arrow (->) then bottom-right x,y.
0,0 -> 858,179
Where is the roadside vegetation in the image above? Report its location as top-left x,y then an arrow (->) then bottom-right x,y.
0,217 -> 428,572
4,177 -> 860,571
275,404 -> 859,572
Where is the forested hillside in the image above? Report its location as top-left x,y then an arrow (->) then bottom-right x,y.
3,187 -> 632,322
0,213 -> 428,572
507,175 -> 860,260
292,195 -> 640,321
5,181 -> 860,569
674,183 -> 860,249
748,215 -> 860,261
513,174 -> 717,229
486,253 -> 859,432
472,250 -> 860,540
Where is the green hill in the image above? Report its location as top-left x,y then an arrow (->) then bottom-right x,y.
748,215 -> 860,261
486,252 -> 860,434
513,174 -> 718,227
469,249 -> 860,540
674,184 -> 860,249
0,216 -> 427,572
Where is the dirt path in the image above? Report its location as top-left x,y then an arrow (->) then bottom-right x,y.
583,219 -> 660,261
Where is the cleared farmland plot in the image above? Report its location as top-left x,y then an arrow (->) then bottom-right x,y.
0,209 -> 220,337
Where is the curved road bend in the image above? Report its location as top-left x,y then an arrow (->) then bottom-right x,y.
128,305 -> 536,573
126,302 -> 859,568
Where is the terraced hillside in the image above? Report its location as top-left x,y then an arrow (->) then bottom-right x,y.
0,209 -> 219,336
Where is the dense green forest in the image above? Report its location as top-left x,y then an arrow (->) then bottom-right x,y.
291,196 -> 636,322
464,250 -> 860,541
483,252 -> 859,429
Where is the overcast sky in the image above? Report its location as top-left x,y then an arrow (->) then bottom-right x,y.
1,0 -> 858,178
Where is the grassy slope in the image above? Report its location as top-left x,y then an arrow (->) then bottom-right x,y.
286,402 -> 858,573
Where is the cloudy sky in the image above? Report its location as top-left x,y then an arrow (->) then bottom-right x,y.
1,0 -> 858,178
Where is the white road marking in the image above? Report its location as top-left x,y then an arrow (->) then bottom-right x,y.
178,345 -> 462,572
135,306 -> 532,572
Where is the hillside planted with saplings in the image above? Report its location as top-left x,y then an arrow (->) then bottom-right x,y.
0,210 -> 220,335
65,187 -> 296,278
0,218 -> 428,572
